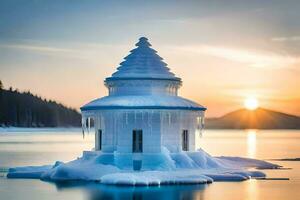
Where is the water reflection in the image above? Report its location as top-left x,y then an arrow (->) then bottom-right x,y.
1,130 -> 300,200
247,179 -> 257,200
247,130 -> 257,158
53,181 -> 208,200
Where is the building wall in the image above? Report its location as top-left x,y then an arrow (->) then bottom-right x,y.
160,110 -> 204,152
88,109 -> 204,154
105,79 -> 181,96
115,111 -> 162,153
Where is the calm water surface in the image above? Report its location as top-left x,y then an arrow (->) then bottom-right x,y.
0,129 -> 299,200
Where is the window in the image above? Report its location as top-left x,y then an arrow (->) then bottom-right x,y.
182,130 -> 189,151
132,129 -> 143,153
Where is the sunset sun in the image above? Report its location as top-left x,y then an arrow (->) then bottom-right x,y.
244,97 -> 259,110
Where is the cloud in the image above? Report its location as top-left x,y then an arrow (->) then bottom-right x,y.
0,42 -> 109,61
0,41 -> 127,59
2,41 -> 300,70
0,43 -> 101,62
0,44 -> 74,53
271,36 -> 300,42
176,45 -> 300,69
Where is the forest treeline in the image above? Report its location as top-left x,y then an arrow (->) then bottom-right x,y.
0,80 -> 81,127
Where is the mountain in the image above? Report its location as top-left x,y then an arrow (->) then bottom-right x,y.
206,108 -> 300,129
0,87 -> 81,127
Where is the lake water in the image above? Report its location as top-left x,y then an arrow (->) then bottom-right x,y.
0,129 -> 299,200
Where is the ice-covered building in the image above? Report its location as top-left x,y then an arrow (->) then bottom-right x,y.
81,37 -> 206,155
7,38 -> 276,182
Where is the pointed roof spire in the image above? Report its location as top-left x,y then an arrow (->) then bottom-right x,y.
135,37 -> 152,47
106,37 -> 180,81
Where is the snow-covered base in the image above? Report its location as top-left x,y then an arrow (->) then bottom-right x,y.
7,148 -> 280,186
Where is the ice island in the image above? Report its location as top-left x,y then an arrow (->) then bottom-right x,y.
7,37 -> 280,186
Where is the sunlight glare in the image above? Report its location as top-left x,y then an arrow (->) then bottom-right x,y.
247,130 -> 257,158
244,97 -> 259,110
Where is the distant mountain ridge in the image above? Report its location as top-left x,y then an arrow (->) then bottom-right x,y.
206,108 -> 300,129
0,86 -> 81,127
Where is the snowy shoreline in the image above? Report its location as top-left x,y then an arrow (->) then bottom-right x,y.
6,148 -> 280,186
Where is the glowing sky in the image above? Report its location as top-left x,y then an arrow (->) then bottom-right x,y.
0,0 -> 299,117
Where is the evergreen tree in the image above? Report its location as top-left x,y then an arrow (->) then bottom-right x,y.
0,85 -> 81,127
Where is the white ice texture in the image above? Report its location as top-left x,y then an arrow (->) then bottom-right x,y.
7,148 -> 279,186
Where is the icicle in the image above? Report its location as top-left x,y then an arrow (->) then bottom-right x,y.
99,115 -> 102,129
160,111 -> 163,127
200,116 -> 205,138
198,127 -> 203,138
147,111 -> 151,127
88,117 -> 91,134
81,117 -> 85,139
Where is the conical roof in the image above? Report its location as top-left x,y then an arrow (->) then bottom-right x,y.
81,37 -> 206,112
106,37 -> 180,81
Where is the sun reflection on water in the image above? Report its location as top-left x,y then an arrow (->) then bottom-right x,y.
247,130 -> 257,158
247,179 -> 258,200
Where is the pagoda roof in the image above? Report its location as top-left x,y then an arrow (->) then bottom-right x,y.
81,95 -> 206,111
106,37 -> 180,81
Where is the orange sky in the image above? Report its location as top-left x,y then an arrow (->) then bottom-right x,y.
0,1 -> 299,117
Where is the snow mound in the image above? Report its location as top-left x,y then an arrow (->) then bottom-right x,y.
7,148 -> 279,186
101,171 -> 213,186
